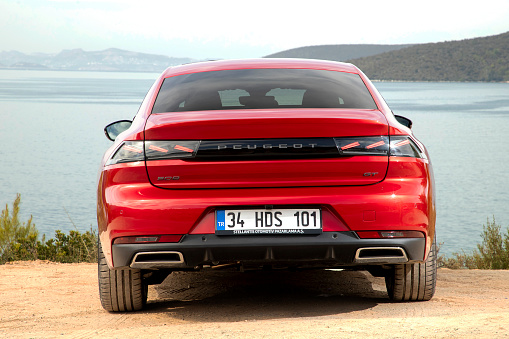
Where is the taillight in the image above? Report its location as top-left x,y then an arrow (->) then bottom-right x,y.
107,141 -> 144,165
145,140 -> 200,160
334,136 -> 389,156
334,136 -> 425,159
389,136 -> 426,159
106,140 -> 200,165
106,137 -> 425,165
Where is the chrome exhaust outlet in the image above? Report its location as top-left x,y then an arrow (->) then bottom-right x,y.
354,247 -> 409,264
130,251 -> 185,269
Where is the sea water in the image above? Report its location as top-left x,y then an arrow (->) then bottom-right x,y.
1,70 -> 508,256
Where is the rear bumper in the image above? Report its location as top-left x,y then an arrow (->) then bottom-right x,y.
98,157 -> 435,268
111,232 -> 426,269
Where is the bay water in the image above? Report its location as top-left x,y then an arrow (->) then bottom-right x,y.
1,70 -> 508,256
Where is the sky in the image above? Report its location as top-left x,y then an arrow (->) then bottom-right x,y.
1,0 -> 509,59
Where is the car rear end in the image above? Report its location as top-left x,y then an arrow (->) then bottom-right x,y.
97,59 -> 436,311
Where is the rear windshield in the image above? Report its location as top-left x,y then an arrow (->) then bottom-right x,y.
151,68 -> 377,113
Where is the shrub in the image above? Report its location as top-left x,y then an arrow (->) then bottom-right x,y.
1,194 -> 97,264
439,217 -> 509,269
0,194 -> 38,258
42,229 -> 98,263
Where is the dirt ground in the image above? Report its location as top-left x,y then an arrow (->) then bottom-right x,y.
0,261 -> 508,338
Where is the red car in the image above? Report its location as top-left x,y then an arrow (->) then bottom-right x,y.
97,59 -> 436,312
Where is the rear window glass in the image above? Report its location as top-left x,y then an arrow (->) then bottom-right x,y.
152,69 -> 377,113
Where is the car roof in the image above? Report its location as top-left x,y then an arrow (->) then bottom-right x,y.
160,58 -> 361,78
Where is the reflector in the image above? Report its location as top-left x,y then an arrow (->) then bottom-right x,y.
357,230 -> 424,239
113,235 -> 183,244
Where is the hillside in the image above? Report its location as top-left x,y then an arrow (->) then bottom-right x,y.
265,44 -> 413,62
348,31 -> 509,81
0,48 -> 193,72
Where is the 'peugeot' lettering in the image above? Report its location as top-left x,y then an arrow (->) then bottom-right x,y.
215,142 -> 325,150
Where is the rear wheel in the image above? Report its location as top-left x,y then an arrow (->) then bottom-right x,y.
98,242 -> 147,312
385,237 -> 437,301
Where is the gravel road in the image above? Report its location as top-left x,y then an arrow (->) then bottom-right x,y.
1,261 -> 508,338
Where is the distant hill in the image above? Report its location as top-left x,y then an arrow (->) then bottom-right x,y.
0,48 -> 194,72
265,32 -> 509,82
7,62 -> 49,70
3,32 -> 508,81
349,32 -> 509,81
265,44 -> 413,62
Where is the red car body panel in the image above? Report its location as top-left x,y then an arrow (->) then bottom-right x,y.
97,59 -> 435,269
144,109 -> 388,139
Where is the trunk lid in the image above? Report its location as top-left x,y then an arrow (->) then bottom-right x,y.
144,109 -> 389,189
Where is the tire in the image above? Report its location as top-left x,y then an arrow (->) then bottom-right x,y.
98,241 -> 147,312
385,237 -> 437,301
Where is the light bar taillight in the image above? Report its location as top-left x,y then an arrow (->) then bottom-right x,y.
106,136 -> 425,165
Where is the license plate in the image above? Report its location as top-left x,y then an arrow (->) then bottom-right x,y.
215,208 -> 322,235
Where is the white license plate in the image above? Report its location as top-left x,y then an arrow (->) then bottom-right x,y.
215,208 -> 322,235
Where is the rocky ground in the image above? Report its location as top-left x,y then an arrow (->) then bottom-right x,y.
1,261 -> 508,338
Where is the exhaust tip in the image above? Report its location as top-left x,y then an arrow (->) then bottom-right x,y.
130,251 -> 184,269
354,247 -> 408,264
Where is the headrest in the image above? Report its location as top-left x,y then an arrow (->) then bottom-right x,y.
238,96 -> 279,108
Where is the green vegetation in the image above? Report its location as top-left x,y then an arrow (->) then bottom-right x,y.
349,32 -> 509,82
266,31 -> 509,82
265,44 -> 413,62
439,217 -> 509,269
0,194 -> 97,264
0,194 -> 38,256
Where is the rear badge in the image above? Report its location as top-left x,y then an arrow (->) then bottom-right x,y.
157,176 -> 180,181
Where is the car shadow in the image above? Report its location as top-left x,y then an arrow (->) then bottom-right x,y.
142,269 -> 388,321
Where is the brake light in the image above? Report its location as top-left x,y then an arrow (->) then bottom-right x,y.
106,140 -> 200,165
334,136 -> 425,159
145,141 -> 200,160
107,141 -> 145,165
334,136 -> 389,156
389,136 -> 426,159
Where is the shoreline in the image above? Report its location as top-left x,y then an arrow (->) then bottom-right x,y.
1,68 -> 508,83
